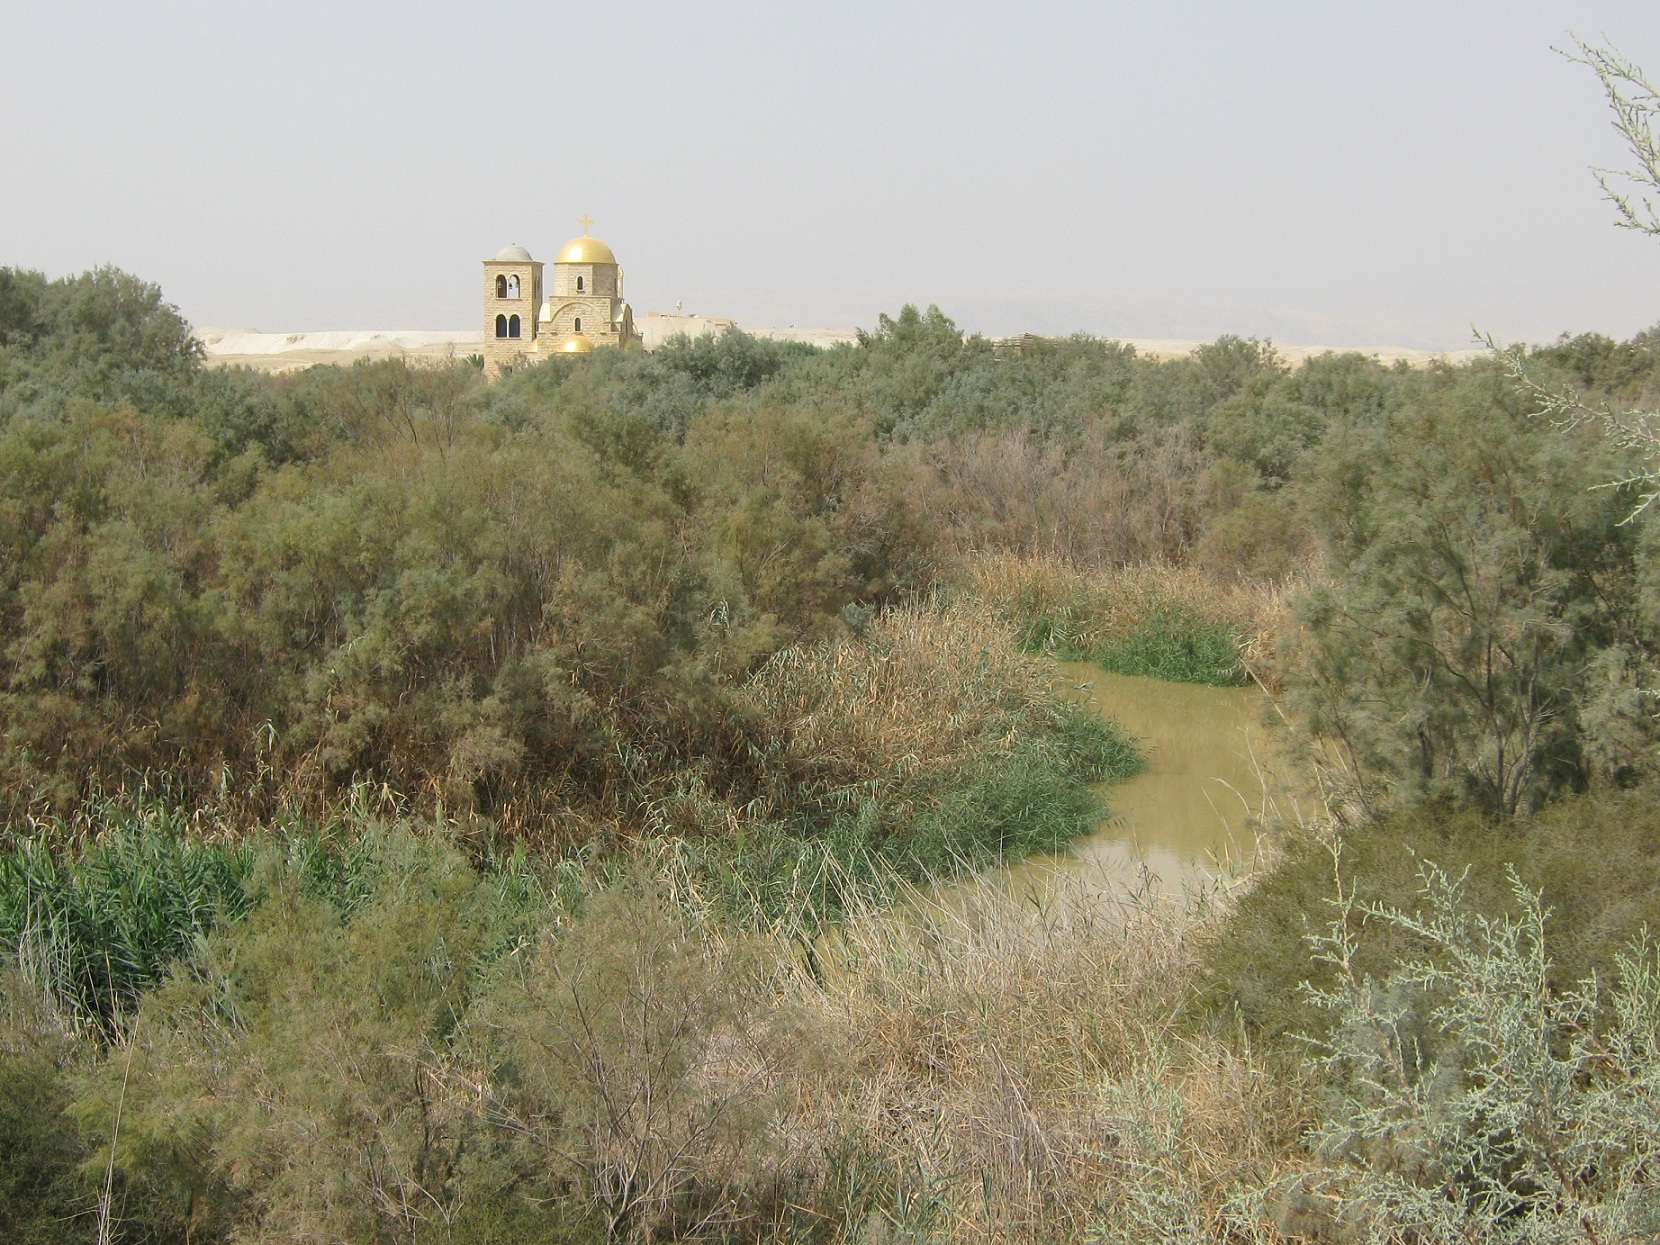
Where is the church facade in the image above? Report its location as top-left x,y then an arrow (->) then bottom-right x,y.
481,219 -> 635,376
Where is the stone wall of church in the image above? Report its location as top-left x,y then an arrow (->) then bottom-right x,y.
481,250 -> 634,373
544,297 -> 622,340
551,263 -> 618,299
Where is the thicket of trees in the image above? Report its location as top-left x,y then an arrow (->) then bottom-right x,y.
4,268 -> 1657,835
1286,357 -> 1658,813
1,236 -> 1659,1238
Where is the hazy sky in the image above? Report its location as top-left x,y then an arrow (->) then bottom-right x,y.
4,2 -> 1660,349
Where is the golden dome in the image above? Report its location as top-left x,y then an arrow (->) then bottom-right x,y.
555,234 -> 617,265
555,335 -> 596,354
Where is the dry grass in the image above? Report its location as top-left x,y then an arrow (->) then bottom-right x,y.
632,841 -> 1313,1242
776,876 -> 1307,1242
742,599 -> 1063,794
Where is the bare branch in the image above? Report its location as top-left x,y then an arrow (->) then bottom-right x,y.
1561,35 -> 1660,236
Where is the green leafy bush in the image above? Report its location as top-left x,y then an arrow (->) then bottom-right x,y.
1283,361 -> 1658,814
71,831 -> 553,1245
0,981 -> 95,1245
475,875 -> 815,1241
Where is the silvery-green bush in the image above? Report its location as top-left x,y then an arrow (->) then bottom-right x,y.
1290,860 -> 1660,1243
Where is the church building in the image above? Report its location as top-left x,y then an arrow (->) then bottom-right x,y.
481,217 -> 635,375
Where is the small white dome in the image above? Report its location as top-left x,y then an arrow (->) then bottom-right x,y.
494,243 -> 534,262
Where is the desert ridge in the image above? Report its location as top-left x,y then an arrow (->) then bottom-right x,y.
195,322 -> 1480,373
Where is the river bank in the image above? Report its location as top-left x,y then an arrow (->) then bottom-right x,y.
968,661 -> 1304,908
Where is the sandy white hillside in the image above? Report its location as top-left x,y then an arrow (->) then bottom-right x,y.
195,329 -> 481,372
196,323 -> 1480,373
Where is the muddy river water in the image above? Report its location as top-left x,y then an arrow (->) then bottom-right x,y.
986,662 -> 1307,901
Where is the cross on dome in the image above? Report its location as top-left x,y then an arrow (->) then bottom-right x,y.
578,214 -> 594,235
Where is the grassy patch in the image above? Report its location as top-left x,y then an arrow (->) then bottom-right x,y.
964,551 -> 1285,687
1026,601 -> 1244,685
1087,606 -> 1243,684
0,814 -> 255,1033
670,705 -> 1141,929
724,602 -> 1143,907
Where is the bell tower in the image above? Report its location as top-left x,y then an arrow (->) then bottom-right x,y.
481,243 -> 543,377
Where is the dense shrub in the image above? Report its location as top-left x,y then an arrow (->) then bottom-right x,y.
0,266 -> 200,420
1198,782 -> 1660,1045
7,262 -> 1653,834
1284,361 -> 1659,813
69,831 -> 552,1244
5,262 -> 1660,1243
0,980 -> 95,1245
474,875 -> 815,1241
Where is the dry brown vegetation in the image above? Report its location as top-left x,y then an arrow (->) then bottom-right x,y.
743,601 -> 1073,801
789,880 -> 1305,1242
918,425 -> 1219,569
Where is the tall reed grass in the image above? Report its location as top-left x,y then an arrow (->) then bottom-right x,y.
720,600 -> 1142,908
0,807 -> 254,1036
0,800 -> 560,1036
961,551 -> 1298,688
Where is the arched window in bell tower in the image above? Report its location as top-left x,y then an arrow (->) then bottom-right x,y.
494,314 -> 508,338
508,314 -> 521,339
495,275 -> 507,298
506,274 -> 520,298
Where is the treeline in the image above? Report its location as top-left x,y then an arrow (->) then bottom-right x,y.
6,273 -> 1656,836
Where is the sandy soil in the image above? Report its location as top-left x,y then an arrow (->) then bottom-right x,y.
1119,337 -> 1483,366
